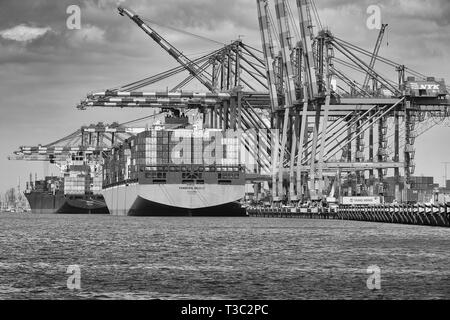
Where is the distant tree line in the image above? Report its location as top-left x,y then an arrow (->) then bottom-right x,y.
1,188 -> 17,207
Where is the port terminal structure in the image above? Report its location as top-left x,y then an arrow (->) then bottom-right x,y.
76,2 -> 450,208
10,1 -> 450,223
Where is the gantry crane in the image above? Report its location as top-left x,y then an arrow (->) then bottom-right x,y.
71,1 -> 450,206
9,122 -> 136,163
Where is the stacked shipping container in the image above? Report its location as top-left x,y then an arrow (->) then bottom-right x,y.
103,129 -> 241,187
410,176 -> 435,190
133,129 -> 239,165
63,176 -> 86,195
63,174 -> 103,195
91,176 -> 103,193
381,176 -> 436,203
32,176 -> 63,193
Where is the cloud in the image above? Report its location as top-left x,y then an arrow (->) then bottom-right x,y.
69,24 -> 106,44
0,24 -> 51,42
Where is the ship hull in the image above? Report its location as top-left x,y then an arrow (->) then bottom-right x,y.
24,192 -> 109,214
102,183 -> 246,216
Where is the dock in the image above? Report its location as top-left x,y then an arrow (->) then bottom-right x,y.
247,204 -> 450,228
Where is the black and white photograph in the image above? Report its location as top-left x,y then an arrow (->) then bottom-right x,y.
0,0 -> 448,311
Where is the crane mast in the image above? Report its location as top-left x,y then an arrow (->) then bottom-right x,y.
272,0 -> 299,202
257,0 -> 281,201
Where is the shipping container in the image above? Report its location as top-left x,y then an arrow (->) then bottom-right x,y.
103,128 -> 242,186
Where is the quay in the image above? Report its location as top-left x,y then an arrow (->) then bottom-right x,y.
247,204 -> 450,228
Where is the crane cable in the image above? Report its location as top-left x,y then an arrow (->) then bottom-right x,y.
310,0 -> 323,31
142,18 -> 226,46
120,112 -> 166,126
333,36 -> 428,78
285,0 -> 301,44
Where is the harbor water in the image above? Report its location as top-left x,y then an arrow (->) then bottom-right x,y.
0,212 -> 448,299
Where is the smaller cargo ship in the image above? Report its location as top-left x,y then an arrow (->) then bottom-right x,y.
25,163 -> 109,214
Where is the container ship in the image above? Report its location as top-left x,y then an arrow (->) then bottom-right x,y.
25,164 -> 109,214
102,117 -> 246,216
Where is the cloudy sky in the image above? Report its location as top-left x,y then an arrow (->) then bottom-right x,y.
1,0 -> 450,195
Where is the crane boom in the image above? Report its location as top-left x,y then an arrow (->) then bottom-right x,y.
79,91 -> 231,109
118,6 -> 215,92
256,0 -> 279,113
363,23 -> 388,90
8,146 -> 109,162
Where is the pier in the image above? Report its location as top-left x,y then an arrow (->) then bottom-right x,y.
247,204 -> 450,228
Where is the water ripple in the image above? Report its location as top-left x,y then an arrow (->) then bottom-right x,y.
0,213 -> 448,299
